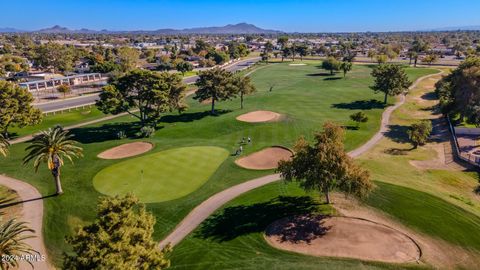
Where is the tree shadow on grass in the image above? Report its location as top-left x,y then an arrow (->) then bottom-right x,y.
306,72 -> 332,77
384,148 -> 411,155
383,124 -> 410,144
160,109 -> 231,124
343,125 -> 359,131
0,193 -> 57,210
420,92 -> 437,101
265,214 -> 331,244
332,99 -> 386,110
195,196 -> 320,242
70,122 -> 142,144
324,77 -> 342,81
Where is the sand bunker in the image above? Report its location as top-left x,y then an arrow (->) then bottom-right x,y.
97,142 -> 153,159
289,63 -> 306,66
235,146 -> 292,170
236,111 -> 283,123
265,215 -> 420,263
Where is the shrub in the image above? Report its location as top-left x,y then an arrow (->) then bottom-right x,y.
116,130 -> 127,140
407,120 -> 432,148
138,126 -> 155,138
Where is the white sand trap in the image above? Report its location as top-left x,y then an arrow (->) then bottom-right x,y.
289,63 -> 306,66
235,146 -> 292,170
236,110 -> 283,123
97,142 -> 153,159
265,215 -> 421,264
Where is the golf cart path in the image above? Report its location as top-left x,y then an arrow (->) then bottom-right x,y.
0,174 -> 51,270
158,69 -> 444,248
0,68 -> 441,269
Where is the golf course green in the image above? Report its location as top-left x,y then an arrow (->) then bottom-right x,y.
93,146 -> 229,203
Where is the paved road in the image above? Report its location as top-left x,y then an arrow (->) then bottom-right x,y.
34,57 -> 261,112
158,70 -> 443,249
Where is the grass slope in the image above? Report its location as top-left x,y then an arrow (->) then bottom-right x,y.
0,62 -> 436,265
365,182 -> 480,251
169,182 -> 427,270
93,146 -> 229,203
9,107 -> 104,138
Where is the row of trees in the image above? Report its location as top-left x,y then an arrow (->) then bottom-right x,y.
96,68 -> 256,127
436,56 -> 480,126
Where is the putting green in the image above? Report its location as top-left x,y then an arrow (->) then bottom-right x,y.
93,146 -> 229,203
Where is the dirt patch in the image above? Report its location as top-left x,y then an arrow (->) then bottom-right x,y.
235,146 -> 292,170
236,111 -> 283,123
97,142 -> 153,159
265,215 -> 420,263
333,194 -> 480,269
409,142 -> 462,171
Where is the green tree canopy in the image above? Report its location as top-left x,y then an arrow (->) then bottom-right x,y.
435,56 -> 480,125
371,64 -> 412,104
116,47 -> 140,72
56,84 -> 71,99
64,194 -> 171,270
408,120 -> 433,148
322,57 -> 341,75
350,111 -> 368,128
0,134 -> 8,157
277,122 -> 373,204
233,75 -> 256,109
340,61 -> 353,78
0,81 -> 42,136
33,42 -> 75,73
194,68 -> 237,114
96,70 -> 187,126
295,43 -> 309,61
175,60 -> 194,76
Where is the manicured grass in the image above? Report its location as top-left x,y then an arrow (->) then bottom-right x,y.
169,181 -> 428,270
93,146 -> 229,203
8,106 -> 104,138
0,61 -> 437,265
181,70 -> 198,77
365,182 -> 480,251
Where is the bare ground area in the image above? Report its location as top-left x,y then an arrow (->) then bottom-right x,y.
236,110 -> 283,123
265,214 -> 420,264
97,142 -> 153,159
235,147 -> 292,170
333,194 -> 480,269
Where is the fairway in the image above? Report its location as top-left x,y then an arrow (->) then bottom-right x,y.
93,146 -> 229,203
0,61 -> 438,263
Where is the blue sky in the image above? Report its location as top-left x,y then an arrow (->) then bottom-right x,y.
2,0 -> 480,32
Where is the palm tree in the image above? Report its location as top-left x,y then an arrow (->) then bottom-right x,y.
0,191 -> 38,270
23,126 -> 83,195
0,219 -> 38,270
0,134 -> 8,157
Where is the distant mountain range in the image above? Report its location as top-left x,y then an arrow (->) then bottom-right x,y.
2,23 -> 480,34
430,25 -> 480,31
0,23 -> 282,34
